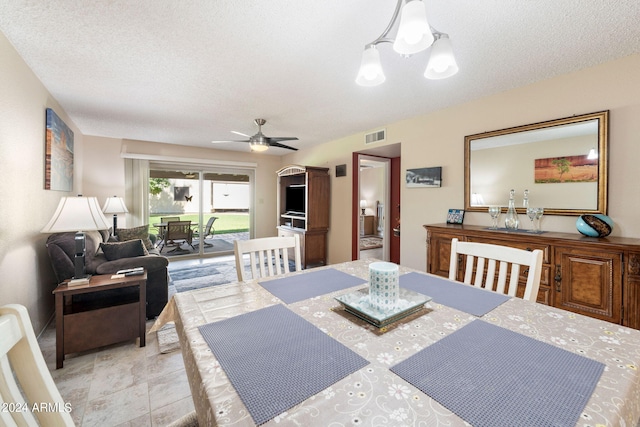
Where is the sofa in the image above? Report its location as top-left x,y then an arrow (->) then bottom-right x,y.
46,227 -> 169,318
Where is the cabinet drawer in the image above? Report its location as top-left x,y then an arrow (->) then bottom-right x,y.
467,236 -> 551,264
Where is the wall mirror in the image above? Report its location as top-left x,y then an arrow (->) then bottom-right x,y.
465,111 -> 608,216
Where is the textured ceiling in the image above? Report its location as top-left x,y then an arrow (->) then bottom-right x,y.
1,1 -> 639,155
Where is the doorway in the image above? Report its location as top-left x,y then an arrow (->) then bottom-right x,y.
352,143 -> 401,263
148,163 -> 254,259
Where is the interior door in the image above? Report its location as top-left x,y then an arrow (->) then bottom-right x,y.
351,144 -> 401,263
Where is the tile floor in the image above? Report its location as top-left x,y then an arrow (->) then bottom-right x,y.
36,255 -> 237,427
38,318 -> 194,427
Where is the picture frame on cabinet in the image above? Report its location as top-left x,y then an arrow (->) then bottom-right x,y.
446,209 -> 465,224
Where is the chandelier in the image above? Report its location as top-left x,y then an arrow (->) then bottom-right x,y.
356,0 -> 458,86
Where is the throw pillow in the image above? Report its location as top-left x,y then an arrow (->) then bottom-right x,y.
116,224 -> 154,250
100,239 -> 149,261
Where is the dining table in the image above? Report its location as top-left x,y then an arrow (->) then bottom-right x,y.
152,259 -> 640,427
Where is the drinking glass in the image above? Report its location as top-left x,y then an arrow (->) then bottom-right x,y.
534,207 -> 544,233
526,207 -> 537,232
488,206 -> 501,229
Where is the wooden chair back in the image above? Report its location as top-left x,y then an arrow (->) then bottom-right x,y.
448,238 -> 543,302
234,235 -> 302,281
0,304 -> 74,426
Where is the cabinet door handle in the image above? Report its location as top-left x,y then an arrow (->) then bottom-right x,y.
554,265 -> 562,292
526,247 -> 533,252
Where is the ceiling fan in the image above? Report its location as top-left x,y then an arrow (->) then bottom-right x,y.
211,118 -> 298,152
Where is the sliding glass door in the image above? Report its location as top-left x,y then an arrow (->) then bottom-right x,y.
148,163 -> 253,258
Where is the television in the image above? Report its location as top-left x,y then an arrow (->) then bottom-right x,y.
285,186 -> 306,214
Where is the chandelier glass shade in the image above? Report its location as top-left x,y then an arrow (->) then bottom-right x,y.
355,45 -> 386,86
424,33 -> 459,79
392,0 -> 434,55
356,0 -> 458,86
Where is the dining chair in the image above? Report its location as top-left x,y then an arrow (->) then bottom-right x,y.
0,304 -> 75,426
448,238 -> 543,302
159,221 -> 194,253
234,234 -> 302,281
193,216 -> 218,248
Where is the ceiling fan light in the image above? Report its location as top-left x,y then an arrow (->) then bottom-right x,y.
356,45 -> 385,86
393,0 -> 434,55
424,34 -> 458,79
250,141 -> 269,152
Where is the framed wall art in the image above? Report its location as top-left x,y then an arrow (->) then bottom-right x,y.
44,108 -> 74,191
446,209 -> 465,224
406,166 -> 442,188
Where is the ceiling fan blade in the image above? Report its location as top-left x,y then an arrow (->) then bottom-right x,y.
269,141 -> 298,151
231,131 -> 251,137
211,139 -> 250,144
268,137 -> 299,142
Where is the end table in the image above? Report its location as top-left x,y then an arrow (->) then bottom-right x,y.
52,272 -> 147,368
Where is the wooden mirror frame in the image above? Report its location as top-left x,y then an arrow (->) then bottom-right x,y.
464,111 -> 608,216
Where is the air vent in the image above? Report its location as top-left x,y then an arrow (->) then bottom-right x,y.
365,129 -> 386,144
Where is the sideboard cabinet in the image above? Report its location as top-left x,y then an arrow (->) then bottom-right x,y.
424,223 -> 640,329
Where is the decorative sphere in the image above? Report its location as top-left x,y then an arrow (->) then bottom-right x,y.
576,214 -> 613,237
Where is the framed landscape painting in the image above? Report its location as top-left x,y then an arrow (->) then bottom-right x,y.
534,155 -> 597,183
45,108 -> 74,191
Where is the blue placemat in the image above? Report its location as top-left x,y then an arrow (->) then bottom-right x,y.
259,268 -> 367,304
391,320 -> 604,427
198,304 -> 369,425
400,272 -> 510,316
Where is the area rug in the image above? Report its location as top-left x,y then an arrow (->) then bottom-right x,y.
360,236 -> 383,250
168,260 -> 238,294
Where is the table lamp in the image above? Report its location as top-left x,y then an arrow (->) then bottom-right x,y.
360,200 -> 367,215
102,196 -> 129,234
41,196 -> 111,279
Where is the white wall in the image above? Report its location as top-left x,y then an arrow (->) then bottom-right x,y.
0,32 -> 84,332
360,166 -> 385,217
284,54 -> 640,271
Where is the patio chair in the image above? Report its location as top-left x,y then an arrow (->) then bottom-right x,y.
156,216 -> 181,243
0,304 -> 75,426
194,216 -> 218,248
234,234 -> 302,281
448,238 -> 543,302
159,221 -> 194,253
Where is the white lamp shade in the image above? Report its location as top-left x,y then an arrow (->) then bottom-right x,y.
360,200 -> 367,209
41,196 -> 111,233
587,148 -> 598,159
356,45 -> 385,86
102,196 -> 129,214
424,35 -> 459,79
392,0 -> 434,55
